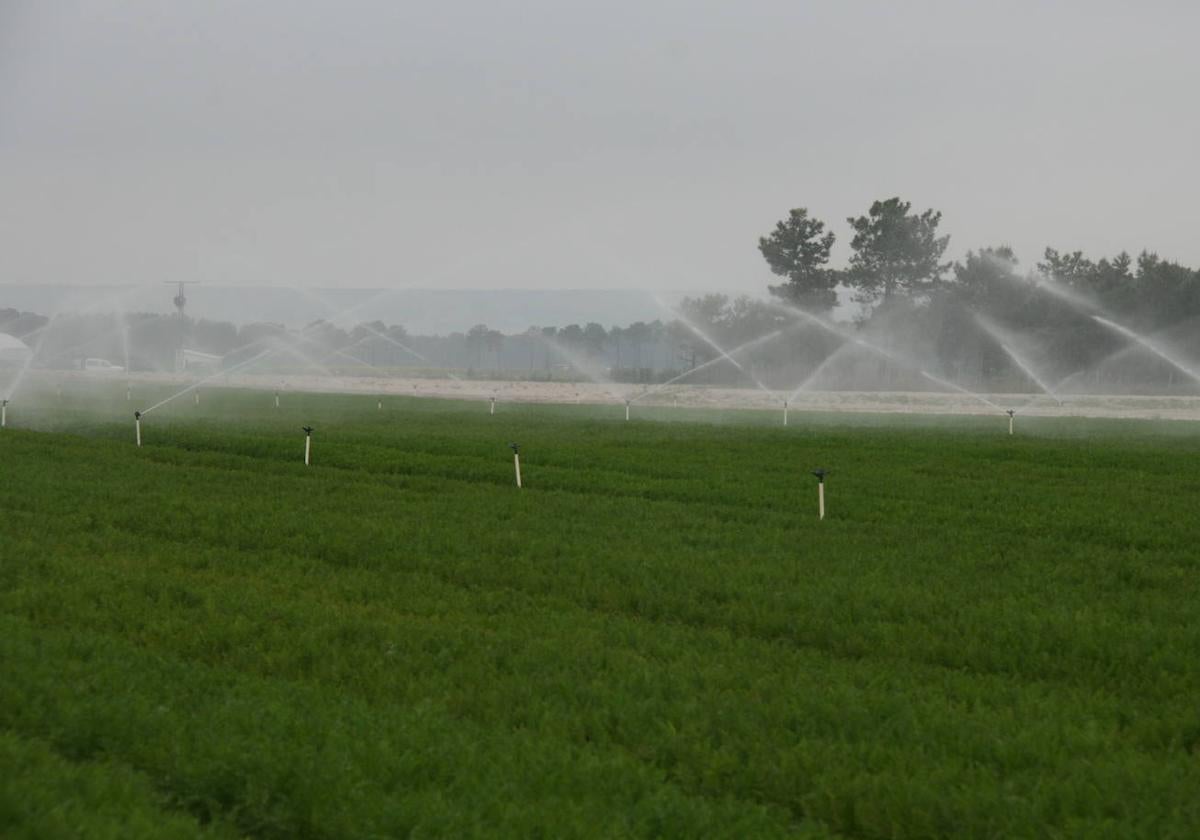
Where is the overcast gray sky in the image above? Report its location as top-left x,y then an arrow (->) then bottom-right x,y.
3,1 -> 1198,294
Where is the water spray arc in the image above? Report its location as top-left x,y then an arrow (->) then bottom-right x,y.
630,328 -> 788,405
536,332 -> 625,404
294,287 -> 461,379
656,299 -> 771,393
1091,316 -> 1200,385
972,314 -> 1061,404
773,302 -> 1006,414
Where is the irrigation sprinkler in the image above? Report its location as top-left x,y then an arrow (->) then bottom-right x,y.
274,390 -> 280,409
510,442 -> 522,488
126,383 -> 132,402
194,390 -> 200,406
1,399 -> 7,428
1007,409 -> 1015,435
303,426 -> 314,466
625,400 -> 631,421
812,469 -> 827,520
490,395 -> 496,415
377,398 -> 383,411
134,410 -> 142,447
783,400 -> 789,426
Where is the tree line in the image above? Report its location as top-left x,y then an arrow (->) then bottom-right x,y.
757,198 -> 1200,391
4,198 -> 1198,392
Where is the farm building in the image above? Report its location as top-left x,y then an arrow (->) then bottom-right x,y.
0,332 -> 33,365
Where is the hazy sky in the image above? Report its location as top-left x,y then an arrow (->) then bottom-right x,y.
3,1 -> 1198,294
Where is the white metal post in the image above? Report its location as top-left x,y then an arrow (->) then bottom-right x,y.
812,469 -> 827,520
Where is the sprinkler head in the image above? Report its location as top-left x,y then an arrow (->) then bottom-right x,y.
509,442 -> 520,454
134,410 -> 141,420
811,468 -> 827,483
1006,409 -> 1015,417
302,425 -> 313,435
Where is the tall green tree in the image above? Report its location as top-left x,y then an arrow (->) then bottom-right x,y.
758,208 -> 838,311
845,197 -> 951,305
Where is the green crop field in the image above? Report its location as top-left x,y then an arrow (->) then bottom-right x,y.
2,383 -> 1199,839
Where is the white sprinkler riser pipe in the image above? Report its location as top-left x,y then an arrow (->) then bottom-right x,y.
135,417 -> 141,447
818,482 -> 825,520
305,435 -> 311,466
783,401 -> 788,426
195,391 -> 200,406
378,400 -> 382,411
625,402 -> 630,421
275,393 -> 280,409
490,397 -> 495,415
1,403 -> 6,428
514,453 -> 522,488
1009,415 -> 1014,435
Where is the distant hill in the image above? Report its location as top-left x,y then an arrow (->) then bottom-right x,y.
0,286 -> 711,334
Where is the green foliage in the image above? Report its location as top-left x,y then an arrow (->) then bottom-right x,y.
758,208 -> 838,311
3,387 -> 1200,837
845,197 -> 952,306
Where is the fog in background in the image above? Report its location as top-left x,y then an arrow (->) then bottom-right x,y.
3,1 -> 1198,295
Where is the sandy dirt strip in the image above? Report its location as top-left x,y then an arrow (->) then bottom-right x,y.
37,370 -> 1200,421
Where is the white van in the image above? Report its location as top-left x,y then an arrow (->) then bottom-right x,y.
81,357 -> 125,372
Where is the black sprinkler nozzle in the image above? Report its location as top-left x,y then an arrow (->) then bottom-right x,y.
134,410 -> 141,420
1006,409 -> 1015,417
811,468 -> 827,482
509,442 -> 520,454
302,426 -> 313,435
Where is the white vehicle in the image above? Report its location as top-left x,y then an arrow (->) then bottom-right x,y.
81,357 -> 125,373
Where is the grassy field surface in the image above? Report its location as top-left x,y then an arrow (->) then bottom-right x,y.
2,384 -> 1199,838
